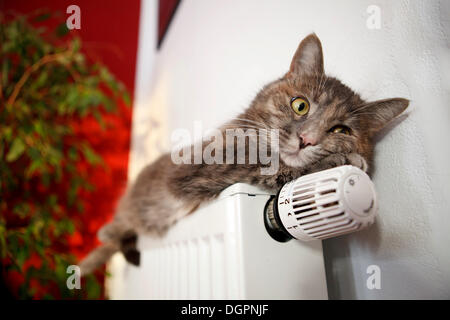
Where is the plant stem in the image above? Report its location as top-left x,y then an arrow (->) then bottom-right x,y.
6,50 -> 80,109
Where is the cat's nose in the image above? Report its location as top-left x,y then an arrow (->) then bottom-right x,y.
299,133 -> 317,148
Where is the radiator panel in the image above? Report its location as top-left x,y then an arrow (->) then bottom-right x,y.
106,183 -> 328,299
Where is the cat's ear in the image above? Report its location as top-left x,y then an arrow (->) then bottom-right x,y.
288,33 -> 324,77
355,98 -> 409,134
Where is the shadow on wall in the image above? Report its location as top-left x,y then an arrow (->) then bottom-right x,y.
322,113 -> 406,299
322,221 -> 383,299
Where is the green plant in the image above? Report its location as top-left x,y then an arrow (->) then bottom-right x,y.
0,12 -> 129,299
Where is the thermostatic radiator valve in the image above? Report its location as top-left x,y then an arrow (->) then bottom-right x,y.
264,165 -> 378,242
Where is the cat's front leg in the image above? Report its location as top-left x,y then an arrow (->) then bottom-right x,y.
308,153 -> 368,174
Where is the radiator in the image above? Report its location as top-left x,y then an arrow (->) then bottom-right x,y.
106,183 -> 328,299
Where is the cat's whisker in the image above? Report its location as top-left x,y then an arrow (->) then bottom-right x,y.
278,137 -> 289,144
222,123 -> 264,131
221,125 -> 278,144
276,127 -> 291,137
230,124 -> 269,132
277,132 -> 290,140
232,120 -> 297,146
226,126 -> 274,140
230,124 -> 285,143
233,118 -> 270,129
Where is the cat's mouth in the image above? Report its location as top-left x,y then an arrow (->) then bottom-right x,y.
284,142 -> 311,155
280,144 -> 322,168
284,148 -> 302,156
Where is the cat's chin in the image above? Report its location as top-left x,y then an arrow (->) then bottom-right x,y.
280,146 -> 322,168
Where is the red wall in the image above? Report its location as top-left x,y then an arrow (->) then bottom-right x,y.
1,0 -> 141,294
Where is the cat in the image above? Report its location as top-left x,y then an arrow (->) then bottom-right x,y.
79,33 -> 409,275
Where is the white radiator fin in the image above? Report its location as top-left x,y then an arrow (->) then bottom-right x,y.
142,234 -> 230,299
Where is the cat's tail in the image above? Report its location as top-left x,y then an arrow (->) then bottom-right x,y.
79,242 -> 120,277
78,219 -> 140,276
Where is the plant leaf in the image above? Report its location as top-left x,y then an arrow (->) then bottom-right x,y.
34,13 -> 51,22
6,138 -> 26,162
55,23 -> 69,37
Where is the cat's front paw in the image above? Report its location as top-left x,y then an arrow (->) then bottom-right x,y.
346,153 -> 368,172
310,153 -> 368,173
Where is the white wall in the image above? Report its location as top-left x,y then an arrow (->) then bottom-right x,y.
130,0 -> 450,299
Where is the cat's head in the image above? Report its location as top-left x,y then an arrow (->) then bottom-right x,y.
245,33 -> 409,170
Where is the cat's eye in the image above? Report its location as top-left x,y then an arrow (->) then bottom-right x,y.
329,125 -> 351,135
290,96 -> 310,116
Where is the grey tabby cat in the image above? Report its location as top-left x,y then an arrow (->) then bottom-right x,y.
79,34 -> 408,275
